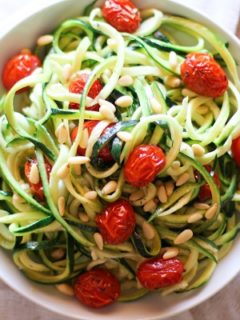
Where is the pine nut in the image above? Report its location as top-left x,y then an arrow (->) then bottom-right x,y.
118,75 -> 134,87
143,199 -> 157,212
57,163 -> 69,179
84,191 -> 97,200
164,76 -> 181,88
205,203 -> 218,220
58,196 -> 65,216
150,97 -> 162,114
115,95 -> 133,108
171,160 -> 181,170
157,184 -> 168,203
91,249 -> 98,261
117,131 -> 132,142
102,180 -> 118,195
165,181 -> 174,197
197,105 -> 209,115
93,232 -> 104,250
99,105 -> 115,120
169,51 -> 178,69
107,38 -> 117,49
55,123 -> 68,144
174,229 -> 193,245
73,164 -> 81,175
37,34 -> 53,46
176,172 -> 190,186
192,144 -> 205,157
187,212 -> 203,223
99,99 -> 116,113
79,128 -> 89,149
79,212 -> 89,222
29,163 -> 40,184
194,202 -> 210,210
51,248 -> 65,260
129,190 -> 145,202
163,247 -> 179,260
182,88 -> 198,97
56,284 -> 74,296
12,193 -> 25,204
68,156 -> 90,165
142,221 -> 155,240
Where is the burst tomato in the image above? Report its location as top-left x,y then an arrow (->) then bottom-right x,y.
69,73 -> 103,110
96,199 -> 136,244
102,0 -> 141,33
231,136 -> 240,167
181,53 -> 228,98
124,144 -> 166,187
137,257 -> 184,290
197,165 -> 221,202
74,268 -> 120,308
2,50 -> 41,92
24,158 -> 52,201
71,121 -> 114,162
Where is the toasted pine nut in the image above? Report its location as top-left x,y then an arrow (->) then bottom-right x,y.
143,199 -> 156,212
115,95 -> 133,108
12,193 -> 25,204
164,76 -> 181,88
171,160 -> 181,170
51,248 -> 65,260
205,203 -> 218,220
118,75 -> 134,87
58,196 -> 65,216
187,212 -> 203,223
29,163 -> 40,184
68,156 -> 90,165
174,229 -> 193,245
157,184 -> 168,203
99,99 -> 116,112
142,221 -> 155,240
37,34 -> 53,46
129,190 -> 145,202
84,191 -> 97,200
176,172 -> 190,186
192,144 -> 205,157
107,38 -> 117,49
79,212 -> 89,222
57,163 -> 69,179
163,247 -> 179,260
79,128 -> 89,149
169,51 -> 178,69
55,123 -> 68,144
73,164 -> 81,175
117,131 -> 132,142
99,105 -> 115,120
56,284 -> 74,296
165,181 -> 174,197
150,97 -> 162,114
93,232 -> 104,250
102,181 -> 118,195
182,88 -> 198,97
91,249 -> 98,261
194,202 -> 210,210
197,105 -> 209,115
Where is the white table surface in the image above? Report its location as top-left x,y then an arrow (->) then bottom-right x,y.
0,1 -> 239,320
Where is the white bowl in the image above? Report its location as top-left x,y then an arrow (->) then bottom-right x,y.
0,1 -> 239,319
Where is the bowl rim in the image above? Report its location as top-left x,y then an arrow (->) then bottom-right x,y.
0,0 -> 239,319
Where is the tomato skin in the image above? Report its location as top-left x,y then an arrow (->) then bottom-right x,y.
197,165 -> 221,202
231,136 -> 240,167
24,158 -> 52,201
74,268 -> 120,308
102,0 -> 141,33
69,73 -> 102,110
2,51 -> 41,92
181,53 -> 228,98
124,145 -> 166,188
137,257 -> 184,290
96,199 -> 136,244
71,121 -> 113,162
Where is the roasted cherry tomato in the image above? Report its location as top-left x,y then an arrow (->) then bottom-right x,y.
71,121 -> 114,162
69,73 -> 103,110
197,165 -> 221,202
137,257 -> 184,290
74,268 -> 120,308
96,199 -> 136,244
181,53 -> 228,98
24,158 -> 52,201
231,136 -> 240,167
124,144 -> 166,187
102,0 -> 141,33
2,50 -> 41,92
